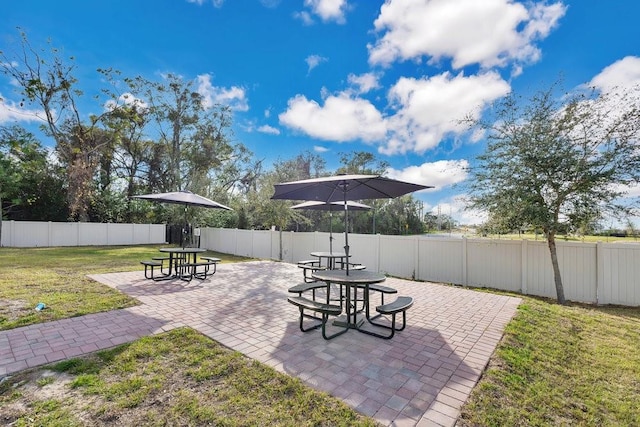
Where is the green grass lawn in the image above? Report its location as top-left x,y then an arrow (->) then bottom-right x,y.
0,245 -> 249,330
0,245 -> 377,426
458,298 -> 640,426
1,246 -> 639,426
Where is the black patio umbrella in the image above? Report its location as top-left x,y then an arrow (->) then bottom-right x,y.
291,200 -> 371,253
132,190 -> 232,247
272,174 -> 432,274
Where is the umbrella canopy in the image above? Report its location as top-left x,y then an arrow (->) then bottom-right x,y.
273,175 -> 431,274
291,200 -> 371,253
132,190 -> 232,210
132,190 -> 232,247
272,174 -> 429,203
290,200 -> 371,211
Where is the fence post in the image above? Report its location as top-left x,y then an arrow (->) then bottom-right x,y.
596,241 -> 604,305
413,235 -> 419,280
521,239 -> 528,295
462,236 -> 468,286
376,233 -> 381,272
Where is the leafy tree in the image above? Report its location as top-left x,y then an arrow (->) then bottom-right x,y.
335,151 -> 389,175
112,73 -> 252,225
0,31 -> 112,221
0,126 -> 68,228
245,152 -> 326,231
466,84 -> 640,304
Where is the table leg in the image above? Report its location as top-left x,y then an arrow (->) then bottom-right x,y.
332,284 -> 365,329
168,253 -> 174,276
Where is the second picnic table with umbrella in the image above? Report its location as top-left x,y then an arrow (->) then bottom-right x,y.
291,200 -> 371,254
272,174 -> 432,275
132,190 -> 232,248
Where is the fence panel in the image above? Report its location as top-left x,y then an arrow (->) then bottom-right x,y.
417,237 -> 463,284
50,222 -> 79,246
349,234 -> 379,272
467,239 -> 522,292
250,230 -> 273,259
132,224 -> 165,244
13,221 -> 52,247
599,243 -> 640,305
523,241 -> 556,299
379,235 -> 417,278
289,232 -> 317,263
523,241 -> 598,303
1,221 -> 165,247
209,228 -> 237,255
78,223 -> 108,246
233,229 -> 254,258
557,242 -> 597,304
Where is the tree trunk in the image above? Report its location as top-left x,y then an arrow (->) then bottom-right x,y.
0,194 -> 3,247
546,233 -> 567,305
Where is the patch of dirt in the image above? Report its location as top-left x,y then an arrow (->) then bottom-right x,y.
0,370 -> 74,425
0,365 -> 195,426
0,299 -> 31,321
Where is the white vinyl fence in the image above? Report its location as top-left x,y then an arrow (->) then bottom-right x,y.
0,221 -> 165,247
201,228 -> 640,307
1,221 -> 638,306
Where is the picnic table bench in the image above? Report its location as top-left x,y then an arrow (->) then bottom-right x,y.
287,296 -> 347,340
181,256 -> 221,280
141,260 -> 164,280
361,296 -> 413,339
297,260 -> 326,283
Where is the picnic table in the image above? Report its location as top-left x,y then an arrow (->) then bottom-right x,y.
141,247 -> 219,281
311,269 -> 386,329
309,251 -> 349,270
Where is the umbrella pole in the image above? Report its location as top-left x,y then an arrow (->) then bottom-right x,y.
329,209 -> 333,254
343,191 -> 350,276
182,205 -> 187,248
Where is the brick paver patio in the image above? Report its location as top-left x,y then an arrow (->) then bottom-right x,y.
0,260 -> 521,426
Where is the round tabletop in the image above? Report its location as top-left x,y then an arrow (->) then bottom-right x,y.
310,251 -> 348,258
159,247 -> 207,254
312,269 -> 386,285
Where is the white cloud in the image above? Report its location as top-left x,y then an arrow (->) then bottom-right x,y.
306,54 -> 328,74
313,145 -> 330,153
278,72 -> 509,154
420,193 -> 486,226
260,0 -> 281,7
347,72 -> 381,94
386,159 -> 469,191
0,94 -> 45,124
257,124 -> 280,135
186,0 -> 224,7
304,0 -> 349,23
294,11 -> 315,25
588,56 -> 640,93
278,92 -> 386,142
368,0 -> 565,70
196,74 -> 248,111
383,71 -> 510,155
442,195 -> 488,226
103,92 -> 148,112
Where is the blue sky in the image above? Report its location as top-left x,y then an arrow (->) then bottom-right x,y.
1,0 -> 639,226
